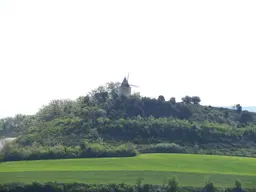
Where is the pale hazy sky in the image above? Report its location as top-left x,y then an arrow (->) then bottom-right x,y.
0,0 -> 256,118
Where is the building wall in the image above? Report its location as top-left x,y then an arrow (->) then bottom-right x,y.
119,86 -> 131,97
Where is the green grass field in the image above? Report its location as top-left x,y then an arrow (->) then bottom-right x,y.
0,154 -> 255,187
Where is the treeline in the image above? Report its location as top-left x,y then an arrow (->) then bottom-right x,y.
1,82 -> 255,137
1,142 -> 138,161
0,179 -> 254,192
2,142 -> 255,162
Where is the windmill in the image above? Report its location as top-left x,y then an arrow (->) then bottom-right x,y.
117,73 -> 139,97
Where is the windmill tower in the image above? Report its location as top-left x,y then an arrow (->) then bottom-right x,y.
118,73 -> 138,97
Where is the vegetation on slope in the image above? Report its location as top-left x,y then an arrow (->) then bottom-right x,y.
0,82 -> 256,160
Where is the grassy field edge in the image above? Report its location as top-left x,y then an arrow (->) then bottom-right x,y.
1,154 -> 255,187
0,170 -> 256,187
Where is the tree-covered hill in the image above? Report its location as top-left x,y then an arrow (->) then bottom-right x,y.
1,82 -> 256,161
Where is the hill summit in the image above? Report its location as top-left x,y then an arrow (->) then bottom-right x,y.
0,82 -> 256,161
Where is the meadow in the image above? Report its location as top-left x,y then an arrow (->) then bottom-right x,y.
0,154 -> 255,187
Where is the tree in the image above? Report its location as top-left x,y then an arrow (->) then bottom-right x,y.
166,177 -> 179,192
169,97 -> 176,104
191,96 -> 201,104
36,99 -> 75,121
224,110 -> 229,118
158,95 -> 165,102
94,92 -> 109,104
0,119 -> 3,133
181,96 -> 192,104
236,104 -> 242,113
106,82 -> 120,95
90,82 -> 119,100
235,180 -> 242,189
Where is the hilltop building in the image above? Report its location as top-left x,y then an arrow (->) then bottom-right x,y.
119,77 -> 131,97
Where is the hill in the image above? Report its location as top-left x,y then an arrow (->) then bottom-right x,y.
0,82 -> 256,161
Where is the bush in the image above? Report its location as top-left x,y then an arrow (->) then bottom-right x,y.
165,177 -> 180,192
1,142 -> 138,161
139,143 -> 185,153
79,142 -> 138,158
203,182 -> 216,192
0,153 -> 3,162
235,180 -> 241,188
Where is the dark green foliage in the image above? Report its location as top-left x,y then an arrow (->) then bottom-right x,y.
0,153 -> 3,162
236,104 -> 242,113
240,111 -> 253,124
224,111 -> 229,118
235,180 -> 242,189
203,182 -> 216,192
2,142 -> 138,161
165,177 -> 179,192
158,95 -> 166,102
0,114 -> 36,137
181,96 -> 192,104
139,143 -> 185,154
0,180 -> 255,192
191,96 -> 201,105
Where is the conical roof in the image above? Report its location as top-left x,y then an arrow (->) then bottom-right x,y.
121,77 -> 130,87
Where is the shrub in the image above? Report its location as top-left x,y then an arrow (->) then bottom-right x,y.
203,181 -> 216,192
79,142 -> 138,158
139,143 -> 185,153
165,177 -> 179,192
1,142 -> 138,161
235,180 -> 242,188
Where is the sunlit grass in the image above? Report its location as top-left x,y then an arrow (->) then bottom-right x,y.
0,154 -> 255,187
